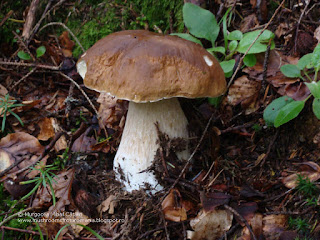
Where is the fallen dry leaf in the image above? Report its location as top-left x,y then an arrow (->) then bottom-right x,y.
282,161 -> 320,188
162,188 -> 192,222
200,191 -> 231,212
314,25 -> 320,43
237,214 -> 287,240
0,132 -> 47,198
0,84 -> 8,98
32,168 -> 74,208
234,202 -> 258,226
98,195 -> 117,215
71,126 -> 96,153
237,213 -> 263,240
39,209 -> 90,239
227,75 -> 261,113
188,209 -> 233,240
97,93 -> 128,130
37,117 -> 55,141
262,214 -> 287,239
243,50 -> 310,101
240,14 -> 259,32
275,22 -> 290,38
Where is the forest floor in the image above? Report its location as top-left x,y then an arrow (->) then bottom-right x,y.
0,0 -> 320,239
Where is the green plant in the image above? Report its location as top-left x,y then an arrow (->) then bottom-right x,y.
0,94 -> 24,132
54,147 -> 69,169
17,45 -> 46,60
289,217 -> 310,233
20,163 -> 58,205
296,175 -> 318,197
294,237 -> 314,240
55,224 -> 104,240
173,3 -> 275,76
0,183 -> 31,240
264,44 -> 320,127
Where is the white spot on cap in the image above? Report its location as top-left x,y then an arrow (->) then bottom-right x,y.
76,60 -> 87,79
203,55 -> 213,66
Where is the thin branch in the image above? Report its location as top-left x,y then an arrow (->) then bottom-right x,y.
9,68 -> 37,91
227,0 -> 285,89
0,61 -> 60,70
59,72 -> 108,137
162,113 -> 217,199
224,204 -> 257,240
39,22 -> 85,53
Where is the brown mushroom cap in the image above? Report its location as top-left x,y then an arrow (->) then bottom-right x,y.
78,30 -> 226,102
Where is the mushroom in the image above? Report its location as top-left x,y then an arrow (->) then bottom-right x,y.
76,30 -> 226,192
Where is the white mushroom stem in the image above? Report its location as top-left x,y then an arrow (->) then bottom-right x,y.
114,98 -> 189,192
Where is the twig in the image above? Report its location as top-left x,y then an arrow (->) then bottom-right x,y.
294,0 -> 311,53
22,0 -> 40,40
0,207 -> 35,227
27,0 -> 66,45
59,72 -> 108,138
259,129 -> 279,168
9,68 -> 37,91
224,205 -> 257,240
227,0 -> 285,89
65,82 -> 75,125
162,114 -> 217,199
39,22 -> 85,53
220,122 -> 254,134
160,210 -> 170,240
0,132 -> 65,180
0,60 -> 60,70
27,0 -> 53,44
12,31 -> 35,61
217,223 -> 241,240
260,39 -> 272,96
0,10 -> 13,27
137,222 -> 181,240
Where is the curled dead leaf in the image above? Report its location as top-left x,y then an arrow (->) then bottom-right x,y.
282,161 -> 320,188
200,191 -> 231,212
37,117 -> 55,141
0,132 -> 47,198
227,75 -> 261,113
161,188 -> 192,222
188,209 -> 233,240
32,168 -> 74,208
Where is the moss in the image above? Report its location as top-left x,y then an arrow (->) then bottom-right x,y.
0,1 -> 30,45
63,0 -> 184,57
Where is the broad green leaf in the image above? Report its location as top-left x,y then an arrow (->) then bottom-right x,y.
220,59 -> 235,73
274,100 -> 305,127
305,81 -> 320,98
225,70 -> 233,78
36,46 -> 46,58
228,40 -> 238,52
207,46 -> 225,55
313,98 -> 320,119
170,33 -> 203,46
17,51 -> 31,61
263,96 -> 294,126
227,30 -> 243,41
280,64 -> 301,78
312,44 -> 320,71
183,3 -> 219,44
297,53 -> 313,70
243,54 -> 256,67
237,30 -> 275,54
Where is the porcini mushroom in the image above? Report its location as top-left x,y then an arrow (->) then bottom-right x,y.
77,30 -> 226,192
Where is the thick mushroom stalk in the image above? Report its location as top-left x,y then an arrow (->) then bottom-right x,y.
114,98 -> 189,192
